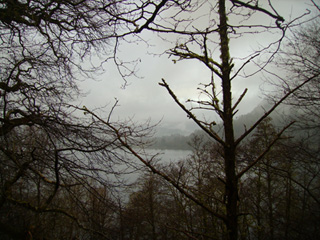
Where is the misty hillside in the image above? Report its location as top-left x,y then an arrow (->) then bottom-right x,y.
151,101 -> 294,150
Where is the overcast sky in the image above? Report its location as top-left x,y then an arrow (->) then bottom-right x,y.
80,0 -> 316,136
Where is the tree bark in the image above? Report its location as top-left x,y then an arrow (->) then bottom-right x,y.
218,1 -> 238,239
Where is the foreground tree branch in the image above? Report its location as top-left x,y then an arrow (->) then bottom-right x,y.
235,73 -> 320,146
237,121 -> 295,179
159,79 -> 225,146
82,105 -> 227,223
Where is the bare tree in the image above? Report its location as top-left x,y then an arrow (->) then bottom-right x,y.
101,1 -> 312,240
0,1 -> 165,238
271,2 -> 320,133
1,1 -> 316,239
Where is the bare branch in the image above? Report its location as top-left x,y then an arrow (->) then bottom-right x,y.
235,73 -> 320,145
135,0 -> 169,33
230,0 -> 285,24
232,88 -> 247,115
159,79 -> 225,146
230,53 -> 259,81
169,46 -> 222,79
237,121 -> 294,179
311,0 -> 320,11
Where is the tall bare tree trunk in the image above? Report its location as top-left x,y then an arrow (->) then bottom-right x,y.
218,1 -> 238,239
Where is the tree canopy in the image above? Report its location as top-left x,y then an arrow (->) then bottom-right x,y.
1,1 -> 320,240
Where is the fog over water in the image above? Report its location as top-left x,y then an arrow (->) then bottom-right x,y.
79,0 -> 311,136
149,149 -> 192,163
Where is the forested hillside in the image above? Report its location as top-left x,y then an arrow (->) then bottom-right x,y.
1,1 -> 319,240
